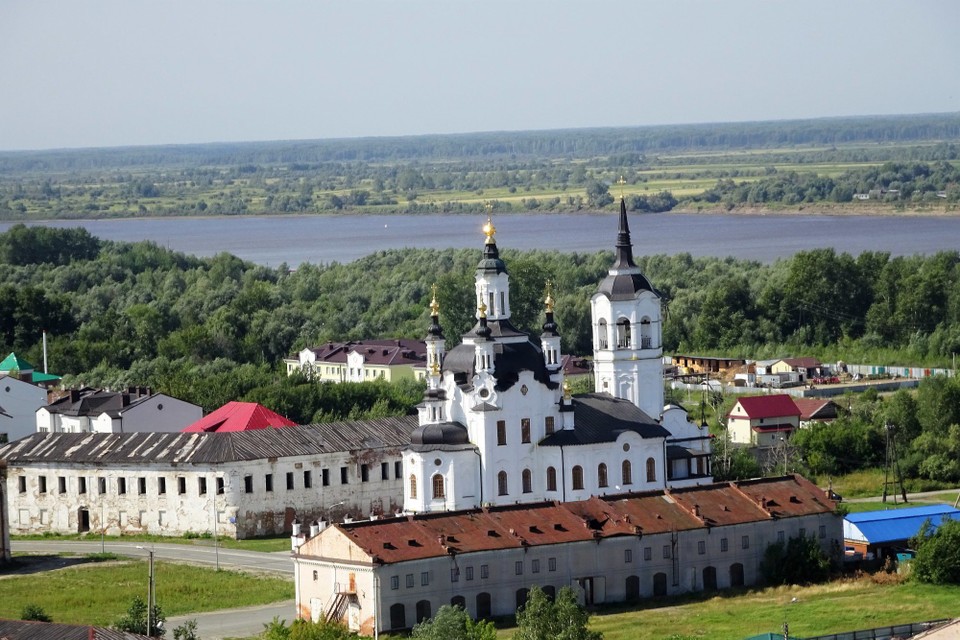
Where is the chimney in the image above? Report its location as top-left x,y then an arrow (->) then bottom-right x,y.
121,393 -> 130,408
693,504 -> 701,518
292,519 -> 302,536
70,389 -> 80,403
309,520 -> 320,537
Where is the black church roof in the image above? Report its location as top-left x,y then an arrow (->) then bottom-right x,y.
540,393 -> 669,446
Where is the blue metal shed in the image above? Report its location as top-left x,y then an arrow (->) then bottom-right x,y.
844,504 -> 960,550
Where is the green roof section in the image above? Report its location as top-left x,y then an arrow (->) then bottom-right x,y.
0,352 -> 34,372
32,372 -> 61,384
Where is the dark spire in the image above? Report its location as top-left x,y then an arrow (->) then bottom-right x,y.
427,285 -> 444,339
613,196 -> 636,269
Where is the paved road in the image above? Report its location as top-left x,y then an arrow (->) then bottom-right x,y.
167,601 -> 296,640
12,540 -> 296,638
845,488 -> 960,504
11,540 -> 294,575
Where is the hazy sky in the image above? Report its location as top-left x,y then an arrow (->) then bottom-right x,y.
1,1 -> 957,151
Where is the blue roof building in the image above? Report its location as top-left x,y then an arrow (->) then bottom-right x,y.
844,504 -> 960,556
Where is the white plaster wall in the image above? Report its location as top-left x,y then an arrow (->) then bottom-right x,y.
0,378 -> 46,442
294,509 -> 843,635
559,431 -> 665,502
117,395 -> 203,433
0,465 -> 10,563
5,447 -> 407,538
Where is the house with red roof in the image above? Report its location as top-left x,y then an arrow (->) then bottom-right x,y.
293,475 -> 840,635
183,401 -> 296,433
793,398 -> 840,427
727,394 -> 801,446
284,340 -> 427,383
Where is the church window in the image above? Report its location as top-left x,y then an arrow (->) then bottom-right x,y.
409,475 -> 418,499
640,317 -> 653,349
646,458 -> 657,483
497,420 -> 507,445
522,469 -> 532,494
622,460 -> 633,485
432,474 -> 445,499
500,291 -> 505,315
521,418 -> 531,443
572,466 -> 584,490
597,319 -> 609,349
546,467 -> 557,492
598,463 -> 608,488
497,471 -> 508,496
489,292 -> 495,315
617,318 -> 631,349
545,416 -> 555,435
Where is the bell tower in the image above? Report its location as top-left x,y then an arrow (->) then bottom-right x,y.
591,190 -> 664,418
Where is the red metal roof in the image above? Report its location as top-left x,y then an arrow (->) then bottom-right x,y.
296,475 -> 834,565
730,394 -> 800,420
182,401 -> 296,433
303,340 -> 427,366
792,398 -> 838,421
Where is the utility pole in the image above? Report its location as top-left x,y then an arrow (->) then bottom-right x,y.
137,546 -> 156,636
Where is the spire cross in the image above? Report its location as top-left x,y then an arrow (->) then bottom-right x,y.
544,280 -> 555,313
617,175 -> 627,200
478,301 -> 487,318
482,206 -> 496,244
430,283 -> 440,316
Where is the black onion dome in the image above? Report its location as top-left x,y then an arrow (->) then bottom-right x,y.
443,337 -> 557,392
427,315 -> 444,339
541,311 -> 559,337
475,316 -> 492,340
477,241 -> 508,275
411,422 -> 470,446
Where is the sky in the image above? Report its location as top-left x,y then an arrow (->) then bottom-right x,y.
1,1 -> 958,151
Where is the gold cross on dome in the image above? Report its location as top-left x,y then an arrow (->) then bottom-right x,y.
617,175 -> 627,200
482,211 -> 496,244
544,280 -> 555,312
478,301 -> 487,318
430,283 -> 439,316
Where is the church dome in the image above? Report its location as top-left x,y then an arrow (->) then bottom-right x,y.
597,271 -> 656,300
411,422 -> 469,446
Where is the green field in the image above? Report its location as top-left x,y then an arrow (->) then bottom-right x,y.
491,578 -> 960,640
0,557 -> 294,626
12,532 -> 292,553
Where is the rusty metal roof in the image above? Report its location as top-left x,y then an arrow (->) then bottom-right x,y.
0,619 -> 152,640
296,475 -> 835,565
0,416 -> 417,465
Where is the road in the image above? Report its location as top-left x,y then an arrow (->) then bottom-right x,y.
844,488 -> 960,504
11,540 -> 294,575
11,540 -> 296,639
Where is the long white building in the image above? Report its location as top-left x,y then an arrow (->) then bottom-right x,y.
0,417 -> 416,539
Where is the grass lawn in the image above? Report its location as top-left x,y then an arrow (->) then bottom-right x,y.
12,532 -> 292,553
0,557 -> 294,626
492,577 -> 960,640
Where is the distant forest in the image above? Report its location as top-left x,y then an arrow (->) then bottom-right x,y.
1,113 -> 959,220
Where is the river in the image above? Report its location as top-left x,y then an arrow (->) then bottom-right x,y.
2,212 -> 958,268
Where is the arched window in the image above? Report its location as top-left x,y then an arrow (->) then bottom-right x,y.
640,317 -> 653,349
522,468 -> 532,494
625,575 -> 641,602
432,474 -> 445,499
646,457 -> 657,483
497,471 -> 508,496
730,563 -> 744,587
416,600 -> 432,624
389,603 -> 406,629
546,467 -> 557,492
622,460 -> 633,485
703,566 -> 717,590
572,465 -> 584,490
476,592 -> 492,619
451,595 -> 466,609
409,474 -> 418,499
542,585 -> 556,601
515,588 -> 530,611
597,319 -> 608,349
653,572 -> 668,597
616,318 -> 631,349
598,463 -> 608,488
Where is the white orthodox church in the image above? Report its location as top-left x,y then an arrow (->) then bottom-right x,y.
403,198 -> 711,513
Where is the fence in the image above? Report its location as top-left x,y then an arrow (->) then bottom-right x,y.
801,618 -> 951,640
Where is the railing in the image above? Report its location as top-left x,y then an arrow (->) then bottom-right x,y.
802,618 -> 950,640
